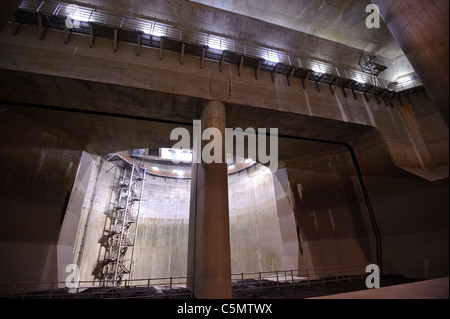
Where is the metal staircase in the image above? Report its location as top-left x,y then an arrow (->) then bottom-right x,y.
94,156 -> 146,286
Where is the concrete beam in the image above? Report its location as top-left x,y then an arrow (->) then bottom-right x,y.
287,67 -> 295,86
89,23 -> 94,48
238,55 -> 244,76
180,42 -> 185,65
113,28 -> 118,52
255,59 -> 261,80
37,14 -> 46,40
219,51 -> 225,72
200,46 -> 206,69
136,32 -> 141,56
0,25 -> 447,181
271,63 -> 279,83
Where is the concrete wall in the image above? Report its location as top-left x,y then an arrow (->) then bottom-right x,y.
272,168 -> 301,271
75,158 -> 122,283
0,11 -> 447,286
57,151 -> 96,286
367,173 -> 449,279
75,160 -> 295,282
133,176 -> 190,279
352,131 -> 449,279
0,108 -> 84,286
287,149 -> 374,275
228,165 -> 298,274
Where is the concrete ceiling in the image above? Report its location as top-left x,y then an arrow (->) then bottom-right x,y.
66,0 -> 410,77
188,0 -> 402,58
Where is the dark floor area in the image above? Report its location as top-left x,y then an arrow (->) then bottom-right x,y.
231,275 -> 420,299
1,275 -> 420,299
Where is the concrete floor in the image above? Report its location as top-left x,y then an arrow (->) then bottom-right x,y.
311,277 -> 449,299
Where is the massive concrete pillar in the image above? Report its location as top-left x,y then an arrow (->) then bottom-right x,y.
187,100 -> 232,299
372,0 -> 449,126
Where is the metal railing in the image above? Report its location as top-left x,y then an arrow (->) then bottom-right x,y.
0,276 -> 193,299
16,0 -> 421,93
231,263 -> 386,295
0,263 -> 385,299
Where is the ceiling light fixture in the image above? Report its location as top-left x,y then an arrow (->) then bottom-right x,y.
267,51 -> 280,63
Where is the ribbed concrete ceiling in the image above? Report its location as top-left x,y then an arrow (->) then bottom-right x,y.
189,0 -> 403,59
69,0 -> 404,63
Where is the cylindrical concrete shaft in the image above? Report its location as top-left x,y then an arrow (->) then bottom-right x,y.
187,100 -> 231,299
372,0 -> 449,126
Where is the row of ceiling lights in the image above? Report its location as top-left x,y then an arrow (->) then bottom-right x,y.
19,0 -> 420,91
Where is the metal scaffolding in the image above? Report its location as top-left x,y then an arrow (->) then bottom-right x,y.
94,155 -> 146,286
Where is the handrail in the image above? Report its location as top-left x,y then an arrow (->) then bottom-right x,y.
16,0 -> 421,93
0,263 -> 386,299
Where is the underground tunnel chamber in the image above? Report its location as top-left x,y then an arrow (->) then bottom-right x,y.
1,104 -> 382,295
72,145 -> 379,289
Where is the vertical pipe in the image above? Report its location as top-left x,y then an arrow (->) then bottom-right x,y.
200,46 -> 206,69
122,279 -> 127,298
146,278 -> 151,299
344,145 -> 382,271
136,32 -> 141,56
180,42 -> 185,65
238,56 -> 244,76
89,23 -> 94,48
113,28 -> 118,52
64,22 -> 69,44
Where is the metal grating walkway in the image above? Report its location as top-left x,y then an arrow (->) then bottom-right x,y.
13,0 -> 424,103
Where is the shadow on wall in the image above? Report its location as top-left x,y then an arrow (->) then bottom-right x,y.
0,109 -> 85,286
287,150 -> 375,274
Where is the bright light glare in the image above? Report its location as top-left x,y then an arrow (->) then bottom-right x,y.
267,51 -> 280,63
142,27 -> 152,35
396,74 -> 413,83
355,74 -> 366,84
311,62 -> 323,74
160,148 -> 192,163
152,166 -> 159,171
228,165 -> 235,170
65,4 -> 77,16
72,12 -> 90,22
151,25 -> 166,37
208,36 -> 223,51
172,170 -> 185,176
66,5 -> 90,22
